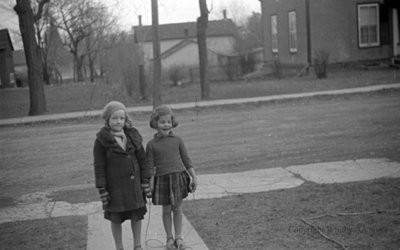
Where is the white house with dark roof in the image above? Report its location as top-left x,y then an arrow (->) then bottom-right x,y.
133,15 -> 238,71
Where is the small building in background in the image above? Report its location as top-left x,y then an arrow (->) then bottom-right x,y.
0,29 -> 15,88
133,11 -> 239,82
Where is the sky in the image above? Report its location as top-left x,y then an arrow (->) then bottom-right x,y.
106,0 -> 261,28
0,0 -> 261,49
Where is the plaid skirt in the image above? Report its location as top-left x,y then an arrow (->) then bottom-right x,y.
153,171 -> 190,206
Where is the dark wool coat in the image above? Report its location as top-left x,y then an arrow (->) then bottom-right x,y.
93,126 -> 153,212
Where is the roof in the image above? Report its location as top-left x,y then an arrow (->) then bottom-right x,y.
160,39 -> 197,59
160,38 -> 235,61
0,29 -> 14,51
134,19 -> 237,42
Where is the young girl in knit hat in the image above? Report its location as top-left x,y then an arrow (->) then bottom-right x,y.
93,101 -> 153,250
146,105 -> 198,250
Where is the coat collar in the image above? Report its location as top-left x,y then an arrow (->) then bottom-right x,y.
96,126 -> 142,152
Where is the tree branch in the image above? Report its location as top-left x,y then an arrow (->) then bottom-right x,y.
33,0 -> 50,23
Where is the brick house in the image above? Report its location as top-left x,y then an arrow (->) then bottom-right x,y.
260,0 -> 400,68
0,29 -> 15,88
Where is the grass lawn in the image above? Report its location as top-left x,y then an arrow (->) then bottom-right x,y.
1,67 -> 399,119
183,178 -> 400,250
1,178 -> 398,250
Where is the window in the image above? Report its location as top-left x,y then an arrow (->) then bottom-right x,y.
271,15 -> 278,53
288,11 -> 297,53
358,3 -> 380,47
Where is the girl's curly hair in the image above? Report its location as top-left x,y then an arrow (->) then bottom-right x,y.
149,105 -> 178,129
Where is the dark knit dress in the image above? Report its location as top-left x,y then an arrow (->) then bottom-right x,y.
146,133 -> 193,206
93,126 -> 153,223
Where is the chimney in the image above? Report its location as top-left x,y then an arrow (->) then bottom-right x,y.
223,9 -> 227,20
138,15 -> 142,26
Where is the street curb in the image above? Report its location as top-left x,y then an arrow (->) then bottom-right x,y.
1,83 -> 399,127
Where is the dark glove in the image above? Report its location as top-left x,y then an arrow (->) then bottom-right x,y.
141,180 -> 152,198
98,188 -> 110,206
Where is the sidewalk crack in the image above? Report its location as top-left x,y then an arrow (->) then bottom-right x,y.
283,168 -> 309,182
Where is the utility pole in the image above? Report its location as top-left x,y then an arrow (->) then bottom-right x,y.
135,15 -> 147,100
197,0 -> 210,99
151,0 -> 162,108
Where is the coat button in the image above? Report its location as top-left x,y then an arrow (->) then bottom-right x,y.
130,175 -> 135,180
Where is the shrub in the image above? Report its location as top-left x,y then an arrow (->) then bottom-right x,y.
168,65 -> 186,86
313,50 -> 330,79
272,59 -> 282,79
14,66 -> 28,87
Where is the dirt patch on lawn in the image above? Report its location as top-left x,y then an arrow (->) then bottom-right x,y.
183,177 -> 400,250
0,216 -> 87,250
48,187 -> 99,204
0,196 -> 15,208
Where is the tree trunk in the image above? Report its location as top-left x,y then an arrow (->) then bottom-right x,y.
42,58 -> 51,85
197,0 -> 210,99
14,0 -> 47,116
88,53 -> 95,83
151,0 -> 162,107
76,54 -> 85,82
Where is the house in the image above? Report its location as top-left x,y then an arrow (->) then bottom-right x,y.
0,29 -> 15,88
260,0 -> 400,69
133,13 -> 238,81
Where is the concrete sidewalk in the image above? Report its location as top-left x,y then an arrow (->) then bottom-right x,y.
0,158 -> 399,249
1,83 -> 399,126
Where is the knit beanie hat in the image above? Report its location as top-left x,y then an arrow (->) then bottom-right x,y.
102,101 -> 126,120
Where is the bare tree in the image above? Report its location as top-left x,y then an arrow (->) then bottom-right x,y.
83,2 -> 116,82
234,12 -> 262,74
14,0 -> 49,116
104,31 -> 143,99
51,0 -> 96,82
236,12 -> 262,52
197,0 -> 210,99
32,0 -> 53,85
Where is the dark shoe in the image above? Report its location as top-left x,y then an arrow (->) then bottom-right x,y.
166,237 -> 175,250
175,237 -> 191,250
